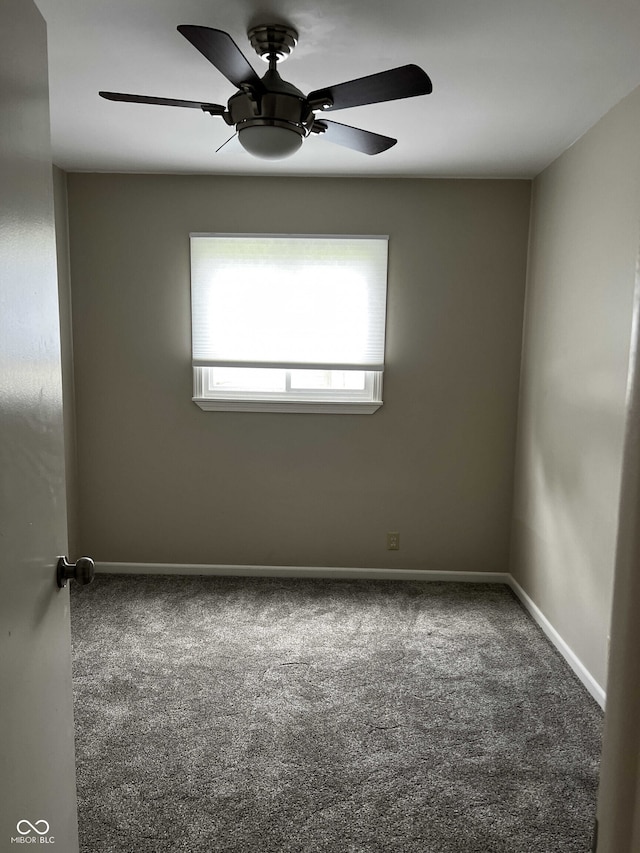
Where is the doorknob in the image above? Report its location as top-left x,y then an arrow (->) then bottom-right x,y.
57,556 -> 95,588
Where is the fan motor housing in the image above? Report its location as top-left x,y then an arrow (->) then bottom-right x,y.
227,68 -> 314,138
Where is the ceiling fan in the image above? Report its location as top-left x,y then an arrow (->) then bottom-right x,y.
99,24 -> 433,160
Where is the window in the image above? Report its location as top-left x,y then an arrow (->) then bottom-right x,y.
190,234 -> 389,413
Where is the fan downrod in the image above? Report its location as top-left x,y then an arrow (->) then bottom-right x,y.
248,24 -> 298,63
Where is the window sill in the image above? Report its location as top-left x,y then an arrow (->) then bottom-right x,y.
193,398 -> 383,414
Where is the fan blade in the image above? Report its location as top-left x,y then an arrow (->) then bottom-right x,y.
99,91 -> 226,114
308,64 -> 432,112
312,119 -> 396,155
177,25 -> 263,91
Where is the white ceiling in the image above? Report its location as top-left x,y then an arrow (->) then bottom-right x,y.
34,0 -> 640,178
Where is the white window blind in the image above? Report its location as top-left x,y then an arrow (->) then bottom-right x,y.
190,234 -> 389,371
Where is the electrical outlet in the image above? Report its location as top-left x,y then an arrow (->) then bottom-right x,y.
387,532 -> 400,551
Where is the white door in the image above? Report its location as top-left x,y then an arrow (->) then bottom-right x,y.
0,1 -> 79,850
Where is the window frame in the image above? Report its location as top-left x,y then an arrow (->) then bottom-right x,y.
189,233 -> 388,414
193,366 -> 384,413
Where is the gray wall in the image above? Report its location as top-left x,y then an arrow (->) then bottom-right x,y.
66,175 -> 530,570
510,84 -> 640,690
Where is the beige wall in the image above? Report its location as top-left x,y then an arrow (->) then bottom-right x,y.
510,84 -> 640,690
66,175 -> 530,570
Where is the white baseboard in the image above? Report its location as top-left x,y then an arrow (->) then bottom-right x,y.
95,562 -> 510,584
507,576 -> 606,709
94,562 -> 605,708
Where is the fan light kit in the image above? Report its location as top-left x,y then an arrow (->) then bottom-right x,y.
100,23 -> 433,160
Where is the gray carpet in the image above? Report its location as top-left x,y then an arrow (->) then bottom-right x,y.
70,575 -> 602,853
